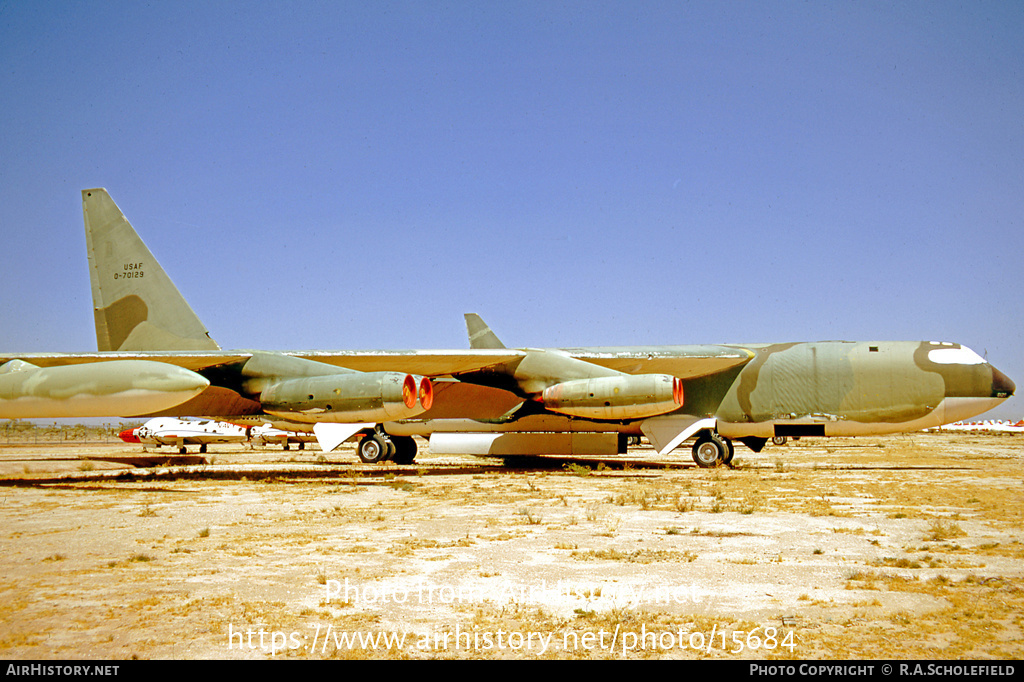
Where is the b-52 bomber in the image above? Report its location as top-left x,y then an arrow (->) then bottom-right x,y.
0,190 -> 1015,466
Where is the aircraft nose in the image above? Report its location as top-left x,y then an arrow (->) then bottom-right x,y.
992,367 -> 1015,399
118,428 -> 140,444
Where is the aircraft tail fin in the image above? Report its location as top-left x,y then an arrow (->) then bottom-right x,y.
83,189 -> 220,352
464,313 -> 506,349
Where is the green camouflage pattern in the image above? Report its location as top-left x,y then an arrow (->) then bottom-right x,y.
0,189 -> 1013,461
83,189 -> 219,352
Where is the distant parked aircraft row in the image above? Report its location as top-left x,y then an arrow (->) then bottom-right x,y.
935,420 -> 1024,433
122,414 -> 1022,456
119,417 -> 314,453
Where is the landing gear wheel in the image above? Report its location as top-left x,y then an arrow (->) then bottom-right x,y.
390,436 -> 417,465
772,435 -> 788,446
692,433 -> 729,468
199,444 -> 207,454
722,438 -> 735,465
357,433 -> 390,464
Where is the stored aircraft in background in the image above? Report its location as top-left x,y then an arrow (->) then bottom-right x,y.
118,417 -> 247,453
937,420 -> 1024,433
249,423 -> 317,450
117,417 -> 316,452
0,189 -> 1015,466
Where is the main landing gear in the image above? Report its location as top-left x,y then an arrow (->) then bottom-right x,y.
691,432 -> 734,468
356,429 -> 417,465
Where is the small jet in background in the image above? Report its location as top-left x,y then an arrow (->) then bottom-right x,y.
249,423 -> 317,450
119,417 -> 248,454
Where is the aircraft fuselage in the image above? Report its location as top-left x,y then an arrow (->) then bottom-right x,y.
0,189 -> 1014,467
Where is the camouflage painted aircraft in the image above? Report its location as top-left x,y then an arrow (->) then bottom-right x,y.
0,189 -> 1015,467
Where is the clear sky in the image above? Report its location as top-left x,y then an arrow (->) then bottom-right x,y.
1,1 -> 1020,418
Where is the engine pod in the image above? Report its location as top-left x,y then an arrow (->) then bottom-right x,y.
260,371 -> 432,423
541,374 -> 683,420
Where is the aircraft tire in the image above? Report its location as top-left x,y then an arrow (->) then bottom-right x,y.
722,437 -> 735,464
772,436 -> 788,446
692,433 -> 727,468
391,436 -> 417,464
357,433 -> 389,464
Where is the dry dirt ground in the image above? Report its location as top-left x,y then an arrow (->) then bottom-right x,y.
0,432 -> 1021,660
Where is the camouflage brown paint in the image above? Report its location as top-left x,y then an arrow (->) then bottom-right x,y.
717,341 -> 951,425
913,343 -> 991,398
83,189 -> 219,352
727,342 -> 799,419
93,294 -> 148,352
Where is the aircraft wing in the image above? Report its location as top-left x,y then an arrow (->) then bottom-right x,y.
0,349 -> 526,375
0,346 -> 753,421
298,346 -> 753,378
280,349 -> 529,376
554,346 -> 754,378
0,351 -> 250,372
0,346 -> 751,380
1,189 -> 757,426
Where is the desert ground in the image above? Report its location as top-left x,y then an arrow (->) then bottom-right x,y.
0,430 -> 1021,659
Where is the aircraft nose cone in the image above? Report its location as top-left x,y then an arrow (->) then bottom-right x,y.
992,367 -> 1015,398
118,429 -> 140,443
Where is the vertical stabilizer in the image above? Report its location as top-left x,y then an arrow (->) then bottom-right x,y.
83,189 -> 220,352
464,313 -> 506,349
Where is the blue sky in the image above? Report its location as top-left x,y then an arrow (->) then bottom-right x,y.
1,1 -> 1020,418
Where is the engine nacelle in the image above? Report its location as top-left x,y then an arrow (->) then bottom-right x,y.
541,374 -> 683,420
260,371 -> 433,423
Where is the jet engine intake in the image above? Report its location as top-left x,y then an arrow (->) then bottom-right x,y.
260,371 -> 433,423
540,374 -> 683,420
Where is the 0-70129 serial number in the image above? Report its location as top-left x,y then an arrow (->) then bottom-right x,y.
113,262 -> 144,280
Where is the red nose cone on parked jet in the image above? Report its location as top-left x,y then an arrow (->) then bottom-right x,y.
118,429 -> 140,443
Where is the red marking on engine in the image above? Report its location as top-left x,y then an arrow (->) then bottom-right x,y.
419,377 -> 434,410
673,377 -> 684,405
402,375 -> 417,409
